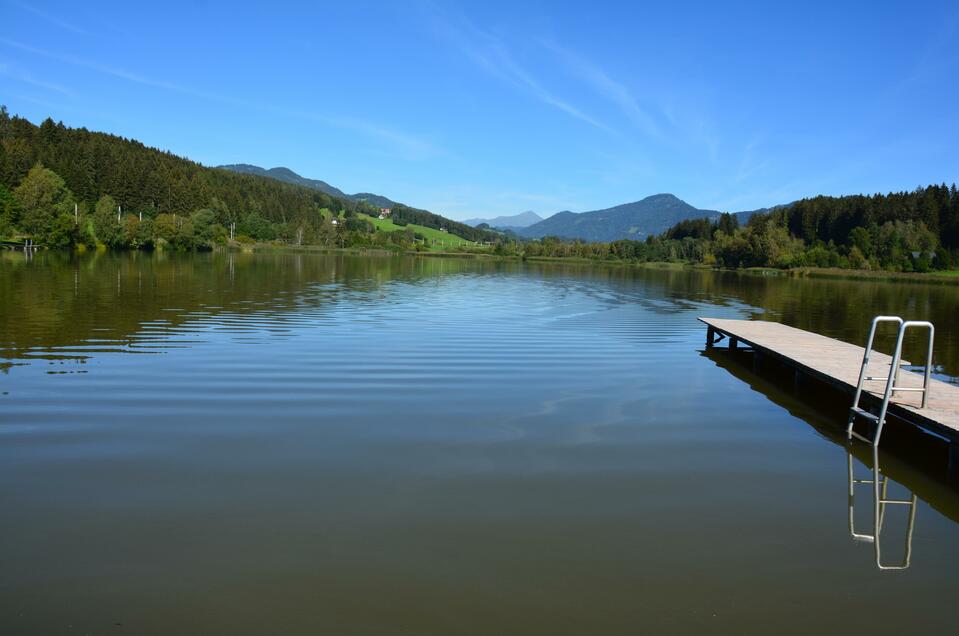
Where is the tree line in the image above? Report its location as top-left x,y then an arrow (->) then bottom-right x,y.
517,186 -> 959,273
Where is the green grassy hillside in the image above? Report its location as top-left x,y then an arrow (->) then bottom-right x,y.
359,214 -> 484,250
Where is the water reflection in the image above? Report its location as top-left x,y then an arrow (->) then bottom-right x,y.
847,445 -> 918,570
3,250 -> 959,377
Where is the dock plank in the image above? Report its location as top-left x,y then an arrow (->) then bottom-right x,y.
699,317 -> 959,442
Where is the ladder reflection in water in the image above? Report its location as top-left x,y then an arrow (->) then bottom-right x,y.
847,445 -> 918,570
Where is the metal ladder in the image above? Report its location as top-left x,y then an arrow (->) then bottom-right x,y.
847,316 -> 934,447
847,447 -> 917,570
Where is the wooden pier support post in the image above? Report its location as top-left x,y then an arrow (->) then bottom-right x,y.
728,336 -> 738,351
706,325 -> 715,348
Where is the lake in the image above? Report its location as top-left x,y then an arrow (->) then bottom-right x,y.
1,250 -> 958,634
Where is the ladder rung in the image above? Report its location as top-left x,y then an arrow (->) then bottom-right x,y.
850,430 -> 875,444
891,387 -> 925,392
878,499 -> 913,505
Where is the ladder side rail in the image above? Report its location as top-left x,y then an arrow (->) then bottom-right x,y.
870,453 -> 895,569
848,316 -> 902,439
847,451 -> 876,542
923,324 -> 933,407
900,321 -> 935,408
901,494 -> 918,568
853,316 -> 901,408
874,324 -> 908,446
846,450 -> 873,541
872,457 -> 883,559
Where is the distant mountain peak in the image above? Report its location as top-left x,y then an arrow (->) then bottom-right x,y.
463,210 -> 544,228
518,195 -> 717,242
267,167 -> 301,178
217,163 -> 400,208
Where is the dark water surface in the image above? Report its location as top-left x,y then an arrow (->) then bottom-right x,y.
1,251 -> 958,635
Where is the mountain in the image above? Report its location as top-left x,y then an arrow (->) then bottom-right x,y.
352,192 -> 397,208
464,211 -> 544,229
518,194 -> 722,242
733,204 -> 791,224
215,163 -> 500,243
217,164 -> 351,200
217,164 -> 399,208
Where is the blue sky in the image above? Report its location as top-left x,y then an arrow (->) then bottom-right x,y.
1,1 -> 958,220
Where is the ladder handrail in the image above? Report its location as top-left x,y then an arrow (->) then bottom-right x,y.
850,316 -> 903,413
901,320 -> 934,409
874,321 -> 934,444
875,324 -> 908,441
848,316 -> 935,447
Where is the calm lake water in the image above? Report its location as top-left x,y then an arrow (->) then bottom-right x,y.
1,250 -> 958,635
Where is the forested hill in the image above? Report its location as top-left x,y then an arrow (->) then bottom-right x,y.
218,164 -> 491,243
0,109 -> 500,248
218,164 -> 353,200
0,111 -> 355,229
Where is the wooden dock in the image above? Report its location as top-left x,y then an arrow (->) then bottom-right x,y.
699,317 -> 959,444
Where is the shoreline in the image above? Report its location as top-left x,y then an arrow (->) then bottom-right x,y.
741,266 -> 959,285
8,242 -> 959,283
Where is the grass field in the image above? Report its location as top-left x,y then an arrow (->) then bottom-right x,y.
358,214 -> 483,250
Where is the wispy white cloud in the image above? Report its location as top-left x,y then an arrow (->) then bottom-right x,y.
288,111 -> 441,161
735,138 -> 769,182
659,96 -> 722,163
905,7 -> 959,84
5,91 -> 71,112
11,1 -> 91,36
0,60 -> 73,96
0,37 -> 440,161
429,10 -> 611,132
0,37 -> 214,96
539,39 -> 661,138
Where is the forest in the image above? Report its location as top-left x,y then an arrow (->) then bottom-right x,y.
0,108 -> 498,251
